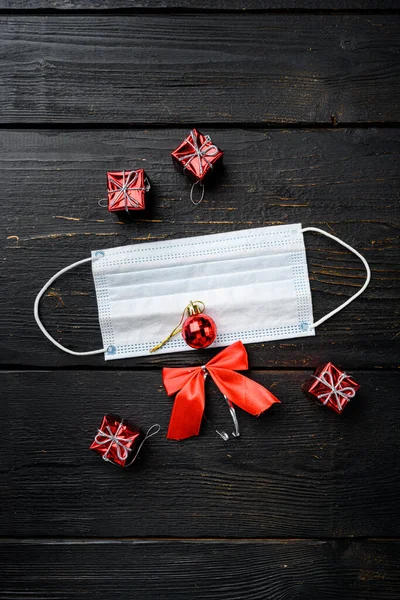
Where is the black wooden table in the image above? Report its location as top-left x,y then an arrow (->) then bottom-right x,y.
1,2 -> 399,599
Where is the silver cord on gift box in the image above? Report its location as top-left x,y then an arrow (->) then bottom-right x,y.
99,171 -> 150,211
312,370 -> 356,412
178,130 -> 219,177
178,130 -> 219,206
94,420 -> 135,463
95,422 -> 161,467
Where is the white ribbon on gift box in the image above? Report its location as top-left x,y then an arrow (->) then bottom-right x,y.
312,370 -> 356,412
94,421 -> 160,467
177,130 -> 219,177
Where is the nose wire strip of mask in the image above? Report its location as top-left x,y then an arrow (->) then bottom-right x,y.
301,227 -> 371,330
33,256 -> 106,356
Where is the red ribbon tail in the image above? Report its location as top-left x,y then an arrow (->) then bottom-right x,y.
209,368 -> 280,416
167,371 -> 206,441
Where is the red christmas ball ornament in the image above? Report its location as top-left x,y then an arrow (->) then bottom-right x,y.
182,312 -> 217,349
150,300 -> 217,353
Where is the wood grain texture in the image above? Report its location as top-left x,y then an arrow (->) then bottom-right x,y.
1,6 -> 399,600
1,1 -> 399,9
1,539 -> 399,600
2,369 -> 399,538
1,128 -> 398,368
0,14 -> 399,124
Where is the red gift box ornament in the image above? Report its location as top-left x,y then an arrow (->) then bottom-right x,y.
90,415 -> 160,467
171,129 -> 223,205
303,362 -> 360,414
106,169 -> 150,212
162,341 -> 280,441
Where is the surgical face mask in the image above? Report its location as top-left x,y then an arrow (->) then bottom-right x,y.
34,224 -> 370,361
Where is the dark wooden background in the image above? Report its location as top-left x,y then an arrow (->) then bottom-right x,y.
1,2 -> 399,599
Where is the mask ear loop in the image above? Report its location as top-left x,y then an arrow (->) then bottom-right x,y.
301,227 -> 371,330
33,257 -> 106,356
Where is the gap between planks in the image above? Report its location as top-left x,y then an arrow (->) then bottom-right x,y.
1,537 -> 398,544
0,8 -> 399,15
0,367 -> 397,372
0,122 -> 400,130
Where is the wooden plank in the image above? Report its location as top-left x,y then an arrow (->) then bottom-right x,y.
1,540 -> 399,600
1,1 -> 399,10
1,369 -> 399,538
1,128 -> 398,369
0,15 -> 399,124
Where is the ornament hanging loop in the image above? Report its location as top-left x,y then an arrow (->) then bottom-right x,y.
186,300 -> 204,316
149,300 -> 205,353
124,423 -> 161,467
144,177 -> 151,193
190,181 -> 205,206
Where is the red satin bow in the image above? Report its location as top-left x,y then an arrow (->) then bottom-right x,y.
162,341 -> 280,440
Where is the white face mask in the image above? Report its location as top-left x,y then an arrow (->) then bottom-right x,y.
34,224 -> 370,360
